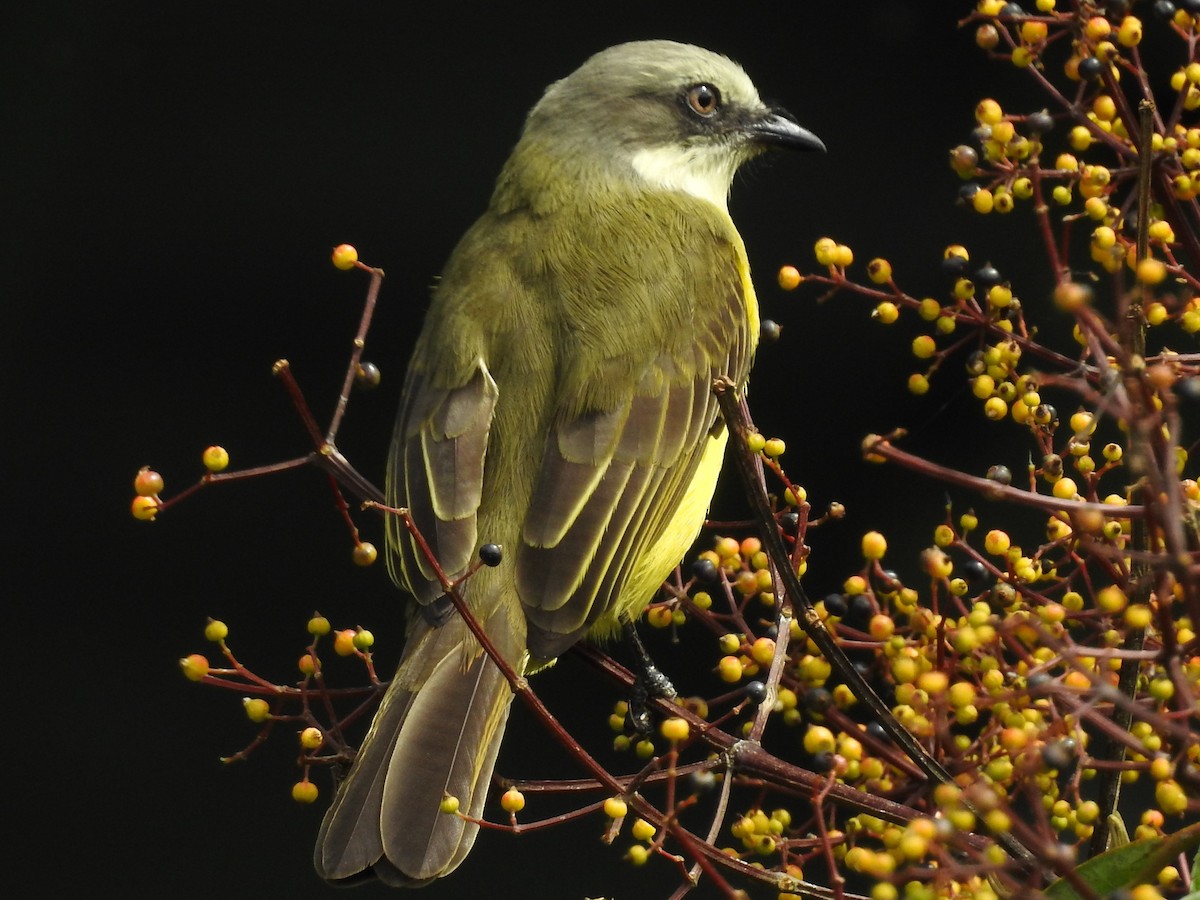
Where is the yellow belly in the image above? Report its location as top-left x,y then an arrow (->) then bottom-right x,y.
592,427 -> 729,637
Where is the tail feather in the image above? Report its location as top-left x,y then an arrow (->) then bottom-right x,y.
314,610 -> 521,885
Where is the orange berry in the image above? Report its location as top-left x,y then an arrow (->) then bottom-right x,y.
179,654 -> 209,681
333,629 -> 358,656
133,467 -> 164,496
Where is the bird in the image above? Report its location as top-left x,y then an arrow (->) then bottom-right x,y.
314,39 -> 824,886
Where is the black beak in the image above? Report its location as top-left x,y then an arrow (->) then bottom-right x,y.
748,107 -> 825,152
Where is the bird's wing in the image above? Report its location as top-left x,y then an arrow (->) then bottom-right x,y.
516,235 -> 754,657
386,360 -> 498,610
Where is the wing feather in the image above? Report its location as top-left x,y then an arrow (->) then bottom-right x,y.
517,237 -> 752,657
388,363 -> 498,606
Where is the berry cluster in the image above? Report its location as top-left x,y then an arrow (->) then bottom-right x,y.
179,613 -> 386,808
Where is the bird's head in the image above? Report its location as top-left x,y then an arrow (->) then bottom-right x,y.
509,40 -> 824,211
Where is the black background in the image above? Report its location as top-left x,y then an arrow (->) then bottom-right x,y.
5,2 -> 1074,897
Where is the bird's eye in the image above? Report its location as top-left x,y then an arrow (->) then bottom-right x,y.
686,83 -> 720,117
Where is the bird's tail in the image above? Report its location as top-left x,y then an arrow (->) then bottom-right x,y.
314,607 -> 523,885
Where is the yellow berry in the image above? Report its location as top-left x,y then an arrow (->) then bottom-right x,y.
803,724 -> 836,755
646,605 -> 674,628
912,335 -> 937,359
660,717 -> 690,742
292,780 -> 319,804
1137,258 -> 1167,284
631,818 -> 656,842
243,697 -> 271,722
1155,780 -> 1187,816
988,284 -> 1013,308
718,655 -> 743,683
625,843 -> 649,865
777,265 -> 802,291
744,638 -> 774,667
1085,16 -> 1111,41
500,788 -> 526,813
202,445 -> 230,473
1117,16 -> 1142,47
204,619 -> 229,642
867,258 -> 893,284
440,795 -> 461,814
984,529 -> 1010,555
1052,478 -> 1078,500
908,373 -> 930,395
1020,20 -> 1047,43
976,99 -> 1003,126
1096,585 -> 1128,613
874,300 -> 899,324
300,726 -> 323,750
862,531 -> 887,560
604,796 -> 628,819
331,244 -> 359,270
130,495 -> 160,521
814,237 -> 838,267
1125,603 -> 1152,630
1148,221 -> 1175,244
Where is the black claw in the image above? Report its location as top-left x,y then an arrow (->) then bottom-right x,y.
620,618 -> 678,735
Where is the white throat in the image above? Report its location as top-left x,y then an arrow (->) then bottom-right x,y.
629,144 -> 738,212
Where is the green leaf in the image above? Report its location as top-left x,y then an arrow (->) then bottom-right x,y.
1044,822 -> 1200,899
